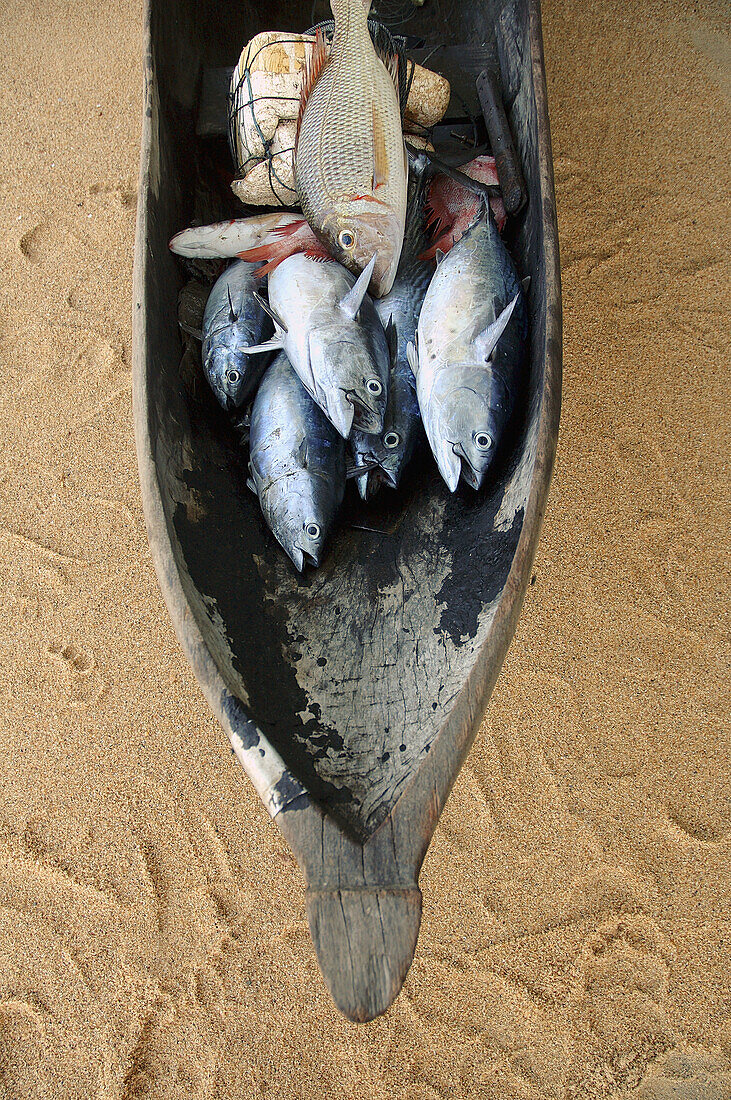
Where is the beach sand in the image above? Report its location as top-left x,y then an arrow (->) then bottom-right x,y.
0,0 -> 729,1096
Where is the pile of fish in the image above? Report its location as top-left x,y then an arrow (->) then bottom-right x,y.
170,0 -> 527,570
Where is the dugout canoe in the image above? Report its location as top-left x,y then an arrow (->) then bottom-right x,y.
132,0 -> 562,1022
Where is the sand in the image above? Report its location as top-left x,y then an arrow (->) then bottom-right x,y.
0,0 -> 729,1096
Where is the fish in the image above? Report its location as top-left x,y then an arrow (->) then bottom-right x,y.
170,212 -> 303,258
241,253 -> 390,439
201,260 -> 274,410
351,153 -> 432,498
421,155 -> 507,261
248,352 -> 346,571
294,0 -> 408,298
409,201 -> 527,492
169,212 -> 330,276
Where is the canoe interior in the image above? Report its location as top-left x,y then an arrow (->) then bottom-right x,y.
141,0 -> 554,841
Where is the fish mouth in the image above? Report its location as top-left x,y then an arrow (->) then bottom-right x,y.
326,393 -> 355,439
372,248 -> 401,298
432,439 -> 462,492
346,391 -> 382,434
210,387 -> 237,413
357,465 -> 393,501
378,457 -> 400,491
451,443 -> 484,490
283,543 -> 320,572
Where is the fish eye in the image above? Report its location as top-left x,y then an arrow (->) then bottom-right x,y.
383,431 -> 401,448
474,431 -> 493,451
305,522 -> 321,540
226,369 -> 241,385
338,228 -> 357,250
366,379 -> 383,396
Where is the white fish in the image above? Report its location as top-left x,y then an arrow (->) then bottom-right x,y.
169,212 -> 305,258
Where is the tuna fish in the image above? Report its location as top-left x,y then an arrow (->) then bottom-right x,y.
201,260 -> 273,410
241,253 -> 390,439
248,352 -> 346,570
350,153 -> 432,498
409,201 -> 527,491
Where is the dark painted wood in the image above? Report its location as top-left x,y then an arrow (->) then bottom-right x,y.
133,0 -> 562,1022
477,66 -> 527,213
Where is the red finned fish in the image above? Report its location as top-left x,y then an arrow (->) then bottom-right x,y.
294,0 -> 408,298
236,218 -> 331,277
421,156 -> 507,261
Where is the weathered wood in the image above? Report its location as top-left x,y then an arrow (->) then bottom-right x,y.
132,0 -> 562,1023
476,66 -> 527,213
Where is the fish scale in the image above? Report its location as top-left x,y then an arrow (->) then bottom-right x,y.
295,0 -> 407,297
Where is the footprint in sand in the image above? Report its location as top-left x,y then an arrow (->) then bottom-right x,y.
635,1045 -> 731,1098
73,336 -> 126,384
663,799 -> 728,844
47,641 -> 105,708
48,641 -> 95,675
19,221 -> 55,264
88,178 -> 137,210
567,914 -> 678,1095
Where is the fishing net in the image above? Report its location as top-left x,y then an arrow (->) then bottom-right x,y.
227,21 -> 418,206
369,0 -> 425,29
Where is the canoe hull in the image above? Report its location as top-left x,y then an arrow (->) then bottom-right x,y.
133,0 -> 561,1021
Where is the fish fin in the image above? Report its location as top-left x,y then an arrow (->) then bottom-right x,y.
406,338 -> 419,379
373,37 -> 399,94
227,286 -> 237,324
273,219 -> 307,238
178,320 -> 203,341
372,100 -> 390,190
522,276 -> 531,293
297,28 -> 328,143
239,335 -> 285,355
304,243 -> 335,262
241,255 -> 281,279
474,293 -> 520,362
253,290 -> 288,333
340,255 -> 376,320
435,249 -> 446,267
237,244 -> 277,264
385,315 -> 398,365
246,463 -> 257,494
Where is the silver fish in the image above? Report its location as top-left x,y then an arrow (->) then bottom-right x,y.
409,202 -> 527,491
294,0 -> 407,297
352,154 -> 432,498
241,253 -> 390,439
201,260 -> 273,410
248,352 -> 345,571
